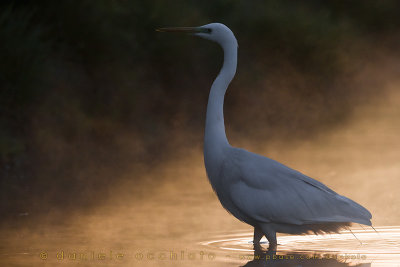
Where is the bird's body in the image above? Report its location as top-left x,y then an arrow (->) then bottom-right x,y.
158,23 -> 372,249
206,145 -> 371,246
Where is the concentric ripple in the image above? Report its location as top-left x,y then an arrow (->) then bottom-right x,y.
199,226 -> 400,266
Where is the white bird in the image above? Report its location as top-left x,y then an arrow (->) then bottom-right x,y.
157,23 -> 372,250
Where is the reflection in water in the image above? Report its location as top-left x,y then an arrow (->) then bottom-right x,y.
243,250 -> 371,267
199,226 -> 400,266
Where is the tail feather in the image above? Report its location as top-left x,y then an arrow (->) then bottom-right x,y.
335,195 -> 372,225
273,221 -> 352,235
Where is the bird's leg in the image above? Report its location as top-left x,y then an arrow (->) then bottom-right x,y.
260,224 -> 277,251
265,232 -> 277,251
253,226 -> 264,244
253,226 -> 264,252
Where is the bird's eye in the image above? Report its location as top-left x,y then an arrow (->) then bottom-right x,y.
207,28 -> 212,33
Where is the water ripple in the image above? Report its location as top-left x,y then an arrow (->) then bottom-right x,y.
199,226 -> 400,266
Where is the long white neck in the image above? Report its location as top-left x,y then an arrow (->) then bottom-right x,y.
204,41 -> 237,163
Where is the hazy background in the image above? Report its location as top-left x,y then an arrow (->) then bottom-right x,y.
1,0 -> 399,235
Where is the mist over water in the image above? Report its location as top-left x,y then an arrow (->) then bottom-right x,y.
1,70 -> 399,266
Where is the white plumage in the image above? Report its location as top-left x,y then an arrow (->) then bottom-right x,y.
158,23 -> 372,249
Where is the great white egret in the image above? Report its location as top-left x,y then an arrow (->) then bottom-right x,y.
157,23 -> 372,250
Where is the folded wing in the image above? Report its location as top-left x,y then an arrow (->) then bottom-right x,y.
226,148 -> 372,226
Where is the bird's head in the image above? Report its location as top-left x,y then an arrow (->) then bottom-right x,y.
157,23 -> 238,48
